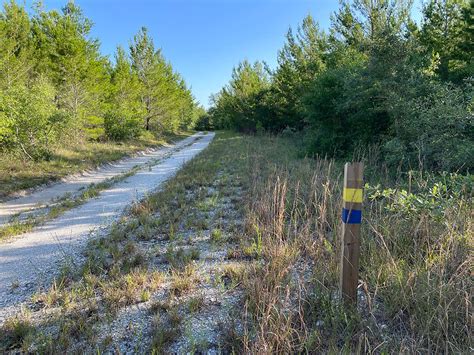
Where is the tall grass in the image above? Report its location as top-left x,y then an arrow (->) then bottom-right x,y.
235,133 -> 472,353
1,131 -> 470,353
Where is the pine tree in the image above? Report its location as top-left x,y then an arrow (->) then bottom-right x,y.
212,60 -> 270,132
105,46 -> 143,140
130,27 -> 195,132
32,1 -> 110,138
130,27 -> 157,131
0,0 -> 33,89
272,14 -> 328,130
420,0 -> 471,81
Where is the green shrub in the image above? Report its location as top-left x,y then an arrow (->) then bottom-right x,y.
0,77 -> 69,160
385,81 -> 474,172
84,115 -> 105,141
104,110 -> 142,141
193,112 -> 213,131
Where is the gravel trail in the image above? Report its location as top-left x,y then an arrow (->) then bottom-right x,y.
0,132 -> 215,323
0,133 -> 202,226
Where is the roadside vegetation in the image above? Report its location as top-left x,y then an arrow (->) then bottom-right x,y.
199,2 -> 473,350
0,1 -> 204,198
0,132 -> 189,199
234,134 -> 472,353
1,162 -> 138,240
203,0 -> 473,173
1,132 -> 471,353
0,0 -> 472,353
0,131 -> 246,352
0,132 -> 198,240
196,1 -> 473,351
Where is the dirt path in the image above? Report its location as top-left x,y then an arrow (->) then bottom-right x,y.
0,133 -> 203,226
0,132 -> 215,323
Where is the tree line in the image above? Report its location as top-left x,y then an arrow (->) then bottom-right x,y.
205,0 -> 473,172
0,1 -> 202,161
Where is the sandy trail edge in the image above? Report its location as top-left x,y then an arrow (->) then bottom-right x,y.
0,133 -> 203,226
0,132 -> 215,323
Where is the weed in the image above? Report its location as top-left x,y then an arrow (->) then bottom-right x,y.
226,132 -> 472,353
151,304 -> 182,353
0,313 -> 34,351
165,245 -> 200,270
141,289 -> 151,302
187,295 -> 205,313
220,264 -> 247,288
241,226 -> 263,258
102,270 -> 162,311
210,228 -> 224,244
170,265 -> 198,297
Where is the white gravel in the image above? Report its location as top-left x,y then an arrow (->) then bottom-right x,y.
0,133 -> 203,226
0,132 -> 215,323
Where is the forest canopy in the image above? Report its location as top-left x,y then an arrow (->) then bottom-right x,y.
206,0 -> 474,172
0,0 -> 203,161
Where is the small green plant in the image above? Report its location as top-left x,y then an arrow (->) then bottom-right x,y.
0,314 -> 34,350
141,289 -> 151,302
165,246 -> 200,269
170,265 -> 198,297
242,225 -> 263,258
197,193 -> 219,212
210,228 -> 224,244
187,295 -> 205,313
151,305 -> 182,353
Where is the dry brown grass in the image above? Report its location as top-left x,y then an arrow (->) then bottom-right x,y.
227,133 -> 472,353
1,131 -> 470,353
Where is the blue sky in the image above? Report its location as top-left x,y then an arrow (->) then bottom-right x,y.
19,0 -> 423,107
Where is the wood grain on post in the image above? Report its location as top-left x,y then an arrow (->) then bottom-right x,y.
340,162 -> 364,305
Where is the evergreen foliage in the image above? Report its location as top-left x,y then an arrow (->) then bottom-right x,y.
210,0 -> 473,172
0,1 -> 199,159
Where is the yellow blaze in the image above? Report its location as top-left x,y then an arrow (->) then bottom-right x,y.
343,188 -> 363,203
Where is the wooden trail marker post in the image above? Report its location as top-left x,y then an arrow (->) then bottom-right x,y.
340,162 -> 364,305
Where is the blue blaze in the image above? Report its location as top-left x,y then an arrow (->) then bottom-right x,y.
342,208 -> 362,224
